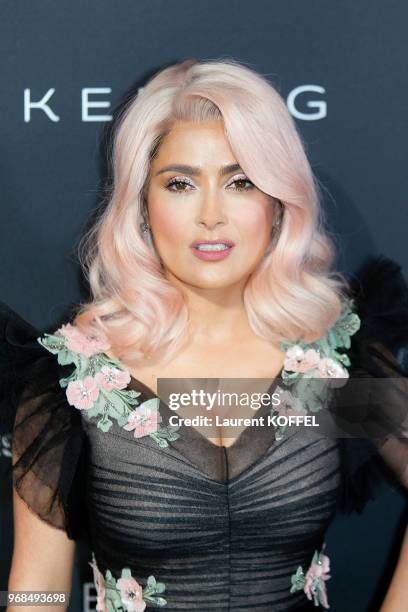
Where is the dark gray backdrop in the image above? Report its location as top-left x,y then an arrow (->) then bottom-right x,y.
1,2 -> 407,610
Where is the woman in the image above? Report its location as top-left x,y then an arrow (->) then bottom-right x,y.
2,58 -> 408,611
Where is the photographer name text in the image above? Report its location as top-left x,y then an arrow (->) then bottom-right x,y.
168,414 -> 319,428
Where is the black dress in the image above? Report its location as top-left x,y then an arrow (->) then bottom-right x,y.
1,255 -> 408,612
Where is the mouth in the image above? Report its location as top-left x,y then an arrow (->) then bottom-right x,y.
190,239 -> 235,252
190,239 -> 235,261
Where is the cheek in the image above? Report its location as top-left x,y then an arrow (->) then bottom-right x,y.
234,200 -> 274,241
153,213 -> 185,244
148,191 -> 189,245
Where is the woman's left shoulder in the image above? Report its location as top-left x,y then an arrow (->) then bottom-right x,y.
332,255 -> 408,513
345,254 -> 408,377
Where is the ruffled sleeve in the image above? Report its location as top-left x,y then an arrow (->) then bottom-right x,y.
0,301 -> 88,542
335,255 -> 408,514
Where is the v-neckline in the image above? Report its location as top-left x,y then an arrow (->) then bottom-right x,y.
96,350 -> 291,483
101,347 -> 286,449
124,367 -> 285,452
98,348 -> 288,483
123,368 -> 285,484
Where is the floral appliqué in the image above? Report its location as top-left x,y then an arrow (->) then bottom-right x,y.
37,324 -> 180,448
273,299 -> 361,439
290,545 -> 331,608
281,298 -> 360,384
89,552 -> 167,611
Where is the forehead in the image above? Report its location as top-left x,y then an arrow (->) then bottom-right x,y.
152,120 -> 236,165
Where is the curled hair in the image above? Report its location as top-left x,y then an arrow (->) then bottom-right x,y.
73,58 -> 349,366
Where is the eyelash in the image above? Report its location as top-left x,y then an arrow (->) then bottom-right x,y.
165,176 -> 255,194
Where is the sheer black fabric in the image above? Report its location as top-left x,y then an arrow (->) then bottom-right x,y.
334,256 -> 408,513
0,255 -> 407,610
83,395 -> 339,611
0,301 -> 88,542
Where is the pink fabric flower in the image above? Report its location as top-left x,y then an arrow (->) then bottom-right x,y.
116,576 -> 146,612
123,402 -> 162,438
284,346 -> 321,373
89,557 -> 107,612
317,357 -> 349,387
304,551 -> 331,609
317,357 -> 348,378
58,323 -> 111,357
66,376 -> 100,410
95,365 -> 132,391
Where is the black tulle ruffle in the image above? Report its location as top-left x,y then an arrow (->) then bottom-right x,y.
335,255 -> 408,513
0,301 -> 88,541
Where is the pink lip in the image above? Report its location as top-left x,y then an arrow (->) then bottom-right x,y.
190,243 -> 235,261
190,239 -> 235,247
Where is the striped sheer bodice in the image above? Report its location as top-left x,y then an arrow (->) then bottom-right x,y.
82,378 -> 341,611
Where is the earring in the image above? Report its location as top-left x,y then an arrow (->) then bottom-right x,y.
140,219 -> 155,251
140,196 -> 150,234
266,201 -> 284,254
272,201 -> 283,233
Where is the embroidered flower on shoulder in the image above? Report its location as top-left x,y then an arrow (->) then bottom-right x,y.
284,346 -> 321,374
59,322 -> 111,357
89,552 -> 167,611
290,544 -> 331,609
37,323 -> 180,448
123,399 -> 164,439
95,365 -> 132,391
272,299 -> 361,440
66,376 -> 100,410
317,357 -> 348,384
281,299 -> 360,384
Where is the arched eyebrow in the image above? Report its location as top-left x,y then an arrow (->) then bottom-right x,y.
155,163 -> 242,177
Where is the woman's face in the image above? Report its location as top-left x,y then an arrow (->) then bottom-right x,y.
145,120 -> 278,291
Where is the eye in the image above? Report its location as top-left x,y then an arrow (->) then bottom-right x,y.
228,177 -> 254,191
164,175 -> 255,194
165,177 -> 194,193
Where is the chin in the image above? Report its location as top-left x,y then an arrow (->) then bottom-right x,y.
193,274 -> 248,289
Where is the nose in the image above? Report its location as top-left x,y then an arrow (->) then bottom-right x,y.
195,185 -> 228,231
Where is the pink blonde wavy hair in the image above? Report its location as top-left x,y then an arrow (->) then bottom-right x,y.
73,57 -> 349,366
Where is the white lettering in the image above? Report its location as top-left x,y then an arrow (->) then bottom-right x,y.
82,87 -> 112,122
24,88 -> 59,122
21,85 -> 326,123
287,85 -> 327,120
